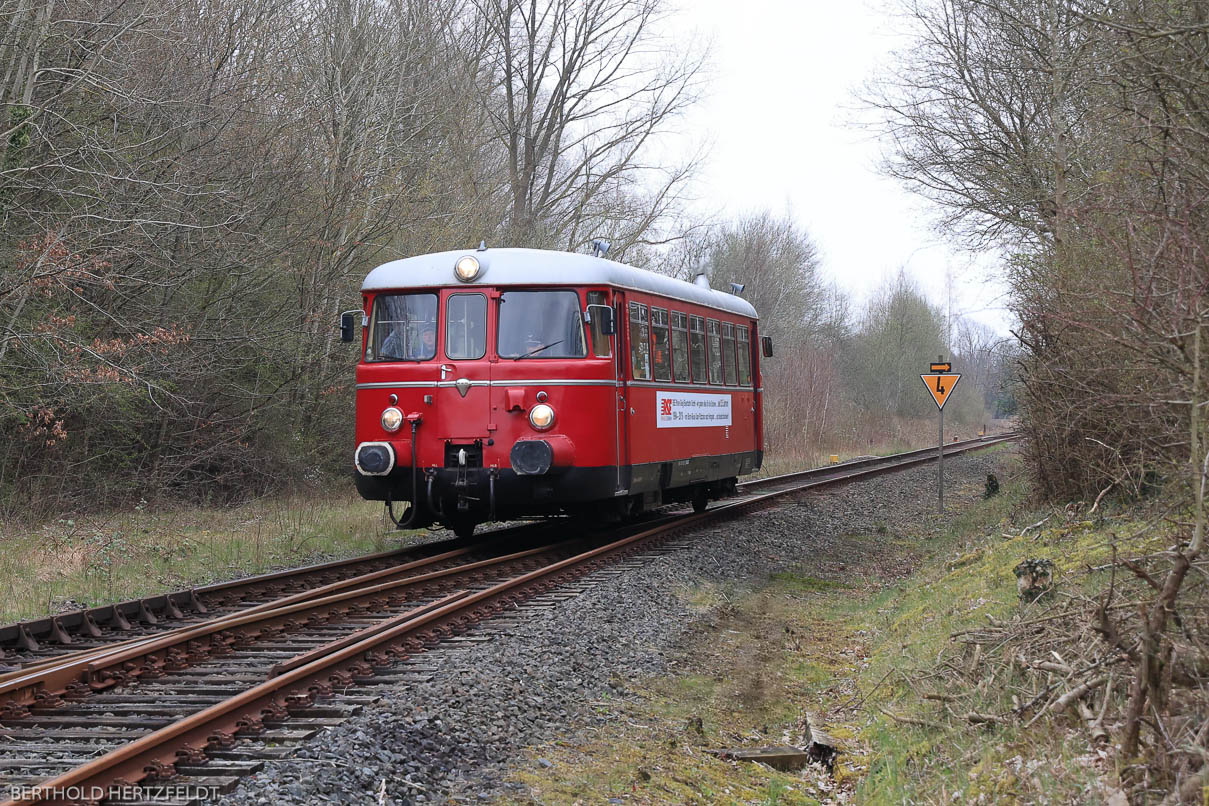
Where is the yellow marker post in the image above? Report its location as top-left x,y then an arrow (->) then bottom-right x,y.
922,357 -> 962,514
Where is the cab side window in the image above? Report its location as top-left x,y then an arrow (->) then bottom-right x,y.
671,311 -> 690,382
689,315 -> 707,383
650,307 -> 672,382
586,290 -> 611,357
629,302 -> 651,380
368,292 -> 438,362
722,322 -> 737,385
737,325 -> 752,386
707,319 -> 723,385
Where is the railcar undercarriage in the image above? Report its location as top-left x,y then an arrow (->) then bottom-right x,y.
355,452 -> 755,539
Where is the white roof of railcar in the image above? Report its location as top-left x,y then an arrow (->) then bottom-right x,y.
361,247 -> 758,318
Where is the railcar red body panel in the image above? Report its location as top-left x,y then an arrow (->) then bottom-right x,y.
350,248 -> 764,535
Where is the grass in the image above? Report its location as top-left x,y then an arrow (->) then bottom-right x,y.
503,448 -> 1136,804
846,474 -> 1158,804
0,489 -> 417,622
499,555 -> 873,804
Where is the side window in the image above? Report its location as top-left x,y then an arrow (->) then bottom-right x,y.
671,311 -> 690,382
651,307 -> 672,382
707,319 -> 722,385
445,293 -> 486,360
737,325 -> 752,386
369,292 -> 437,362
629,302 -> 650,380
689,315 -> 707,383
722,322 -> 737,385
586,290 -> 611,357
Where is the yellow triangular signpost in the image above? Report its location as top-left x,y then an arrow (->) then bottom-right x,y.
920,372 -> 961,410
922,359 -> 960,513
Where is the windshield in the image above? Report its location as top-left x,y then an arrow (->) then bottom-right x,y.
368,293 -> 438,361
498,290 -> 588,359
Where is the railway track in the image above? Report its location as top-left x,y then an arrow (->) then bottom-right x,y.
0,434 -> 1008,663
0,434 -> 1012,806
0,522 -> 570,670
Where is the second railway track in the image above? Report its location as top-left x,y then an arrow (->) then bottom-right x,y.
0,435 -> 1012,806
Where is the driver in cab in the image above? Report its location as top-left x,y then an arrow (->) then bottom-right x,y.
381,322 -> 436,360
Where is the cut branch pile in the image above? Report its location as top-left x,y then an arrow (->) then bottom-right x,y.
900,520 -> 1209,803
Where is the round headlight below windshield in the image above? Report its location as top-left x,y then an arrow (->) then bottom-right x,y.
528,403 -> 555,431
381,407 -> 403,432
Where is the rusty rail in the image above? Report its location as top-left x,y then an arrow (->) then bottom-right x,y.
0,434 -> 1013,805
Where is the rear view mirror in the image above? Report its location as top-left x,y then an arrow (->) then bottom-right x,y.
587,304 -> 615,335
762,336 -> 773,357
339,311 -> 356,343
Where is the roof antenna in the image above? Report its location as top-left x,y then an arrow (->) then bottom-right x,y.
477,240 -> 487,252
591,239 -> 610,258
729,282 -> 745,296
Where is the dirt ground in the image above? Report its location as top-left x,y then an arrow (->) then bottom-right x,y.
501,452 -> 1023,805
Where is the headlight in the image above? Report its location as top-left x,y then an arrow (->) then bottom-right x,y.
528,403 -> 555,430
454,255 -> 480,282
381,407 -> 403,432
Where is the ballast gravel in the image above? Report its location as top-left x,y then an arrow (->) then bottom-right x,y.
220,450 -> 1007,805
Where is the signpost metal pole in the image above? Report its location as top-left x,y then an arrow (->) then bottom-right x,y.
938,405 -> 944,514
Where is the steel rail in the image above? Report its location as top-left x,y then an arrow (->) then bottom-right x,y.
0,520 -> 546,654
0,435 -> 1013,697
0,543 -> 488,687
1,434 -> 1009,657
0,541 -> 583,709
738,433 -> 1014,492
0,506 -> 693,694
0,542 -> 447,652
1,434 -> 1012,806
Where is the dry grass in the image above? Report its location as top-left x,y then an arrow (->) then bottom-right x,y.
0,487 -> 415,622
756,416 -> 1012,479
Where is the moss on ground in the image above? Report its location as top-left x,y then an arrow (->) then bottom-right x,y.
503,449 -> 1140,804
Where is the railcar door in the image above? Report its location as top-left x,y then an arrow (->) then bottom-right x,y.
749,319 -> 764,461
615,293 -> 631,493
439,289 -> 492,442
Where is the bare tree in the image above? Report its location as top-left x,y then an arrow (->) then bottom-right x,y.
702,211 -> 824,345
472,0 -> 705,254
865,0 -> 1104,249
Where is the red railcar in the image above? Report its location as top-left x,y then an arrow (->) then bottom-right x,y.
345,247 -> 765,537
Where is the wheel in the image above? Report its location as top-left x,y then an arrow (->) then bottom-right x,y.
448,518 -> 477,539
691,487 -> 709,513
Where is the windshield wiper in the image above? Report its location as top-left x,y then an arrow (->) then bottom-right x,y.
515,339 -> 563,359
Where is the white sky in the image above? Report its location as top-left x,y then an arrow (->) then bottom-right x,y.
667,0 -> 1015,336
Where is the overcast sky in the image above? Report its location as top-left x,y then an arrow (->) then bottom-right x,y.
667,0 -> 1014,336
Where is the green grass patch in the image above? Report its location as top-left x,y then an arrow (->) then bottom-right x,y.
835,458 -> 1153,803
503,448 -> 1139,804
769,572 -> 850,593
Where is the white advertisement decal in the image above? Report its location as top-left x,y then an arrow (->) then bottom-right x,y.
655,391 -> 732,428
